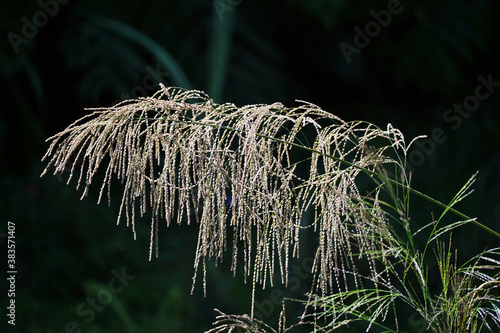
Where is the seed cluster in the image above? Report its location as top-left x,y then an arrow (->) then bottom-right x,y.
42,85 -> 416,315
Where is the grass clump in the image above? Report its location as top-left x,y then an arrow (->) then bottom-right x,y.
42,85 -> 500,332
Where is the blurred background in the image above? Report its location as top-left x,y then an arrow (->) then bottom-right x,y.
1,0 -> 500,332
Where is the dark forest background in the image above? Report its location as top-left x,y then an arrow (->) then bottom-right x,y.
1,0 -> 500,332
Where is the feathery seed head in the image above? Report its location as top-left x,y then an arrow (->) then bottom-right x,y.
42,86 -> 415,314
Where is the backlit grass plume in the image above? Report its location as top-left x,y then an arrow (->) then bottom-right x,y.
41,85 -> 500,331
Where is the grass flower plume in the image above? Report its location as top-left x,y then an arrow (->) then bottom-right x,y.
42,85 -> 500,332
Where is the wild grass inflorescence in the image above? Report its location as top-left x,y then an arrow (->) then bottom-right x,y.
42,85 -> 500,332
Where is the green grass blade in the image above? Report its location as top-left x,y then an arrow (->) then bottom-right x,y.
87,14 -> 192,89
207,5 -> 235,102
